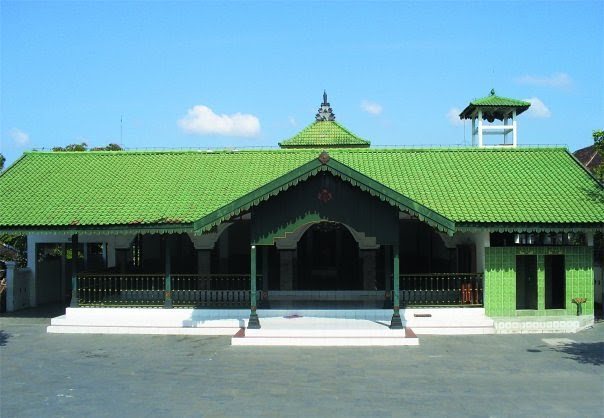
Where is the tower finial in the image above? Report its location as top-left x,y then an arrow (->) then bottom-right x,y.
315,90 -> 336,121
490,88 -> 496,96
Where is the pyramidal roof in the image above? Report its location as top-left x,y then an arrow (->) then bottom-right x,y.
459,89 -> 531,120
279,92 -> 370,148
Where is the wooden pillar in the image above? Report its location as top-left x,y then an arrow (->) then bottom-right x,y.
279,250 -> 295,290
248,245 -> 261,329
383,245 -> 391,308
262,246 -> 269,293
197,249 -> 211,275
70,234 -> 79,307
61,243 -> 67,304
361,250 -> 376,290
163,236 -> 173,308
390,244 -> 403,329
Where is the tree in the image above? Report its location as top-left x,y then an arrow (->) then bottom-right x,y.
91,143 -> 123,151
52,142 -> 88,152
0,153 -> 5,171
0,234 -> 27,267
594,130 -> 604,181
52,143 -> 123,152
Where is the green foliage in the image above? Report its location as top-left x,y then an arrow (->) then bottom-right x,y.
0,234 -> 27,267
594,130 -> 604,181
0,153 -> 5,171
53,143 -> 88,152
52,143 -> 124,152
91,143 -> 123,151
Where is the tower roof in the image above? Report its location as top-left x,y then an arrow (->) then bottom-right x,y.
279,92 -> 370,148
459,89 -> 531,121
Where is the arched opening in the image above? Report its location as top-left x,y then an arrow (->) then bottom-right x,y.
296,221 -> 361,290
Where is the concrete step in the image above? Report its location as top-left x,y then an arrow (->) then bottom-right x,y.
231,317 -> 419,346
47,325 -> 238,335
232,327 -> 419,347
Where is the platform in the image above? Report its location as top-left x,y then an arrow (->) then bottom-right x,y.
46,307 -> 495,336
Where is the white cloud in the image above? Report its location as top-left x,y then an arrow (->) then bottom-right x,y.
446,107 -> 464,126
516,72 -> 573,89
178,105 -> 260,137
523,97 -> 551,118
288,116 -> 297,127
9,128 -> 30,146
360,100 -> 383,115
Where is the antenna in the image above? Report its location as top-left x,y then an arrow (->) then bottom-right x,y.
491,67 -> 495,91
120,115 -> 123,146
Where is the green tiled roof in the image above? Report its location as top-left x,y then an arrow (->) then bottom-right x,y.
460,89 -> 531,120
279,121 -> 370,148
0,148 -> 602,233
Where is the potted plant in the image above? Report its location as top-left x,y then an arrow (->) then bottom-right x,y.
571,297 -> 587,316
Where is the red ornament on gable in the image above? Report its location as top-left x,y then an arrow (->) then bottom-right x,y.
317,188 -> 332,203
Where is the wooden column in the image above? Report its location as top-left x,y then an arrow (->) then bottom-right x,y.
197,249 -> 211,275
163,236 -> 173,309
70,234 -> 79,307
390,244 -> 403,329
361,250 -> 376,290
262,246 -> 269,293
383,245 -> 392,308
279,250 -> 295,290
61,243 -> 67,304
248,245 -> 261,328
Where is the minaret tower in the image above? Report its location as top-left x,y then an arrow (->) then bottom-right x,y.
459,89 -> 531,148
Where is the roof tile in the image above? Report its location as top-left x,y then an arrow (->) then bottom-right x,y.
0,148 -> 602,229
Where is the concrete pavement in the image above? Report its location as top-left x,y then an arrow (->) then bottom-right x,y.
1,305 -> 603,418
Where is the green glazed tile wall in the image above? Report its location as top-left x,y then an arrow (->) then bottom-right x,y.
485,246 -> 593,317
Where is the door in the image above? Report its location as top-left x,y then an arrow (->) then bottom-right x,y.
516,255 -> 538,310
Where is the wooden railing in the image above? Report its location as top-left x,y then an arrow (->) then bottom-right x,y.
76,273 -> 261,307
75,272 -> 483,308
77,274 -> 165,306
172,274 -> 260,307
398,273 -> 483,306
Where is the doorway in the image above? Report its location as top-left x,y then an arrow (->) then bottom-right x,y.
545,255 -> 565,309
516,255 -> 538,310
296,222 -> 360,290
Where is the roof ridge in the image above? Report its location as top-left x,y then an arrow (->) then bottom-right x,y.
22,146 -> 570,156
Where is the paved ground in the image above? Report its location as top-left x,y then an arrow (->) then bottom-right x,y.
1,306 -> 603,418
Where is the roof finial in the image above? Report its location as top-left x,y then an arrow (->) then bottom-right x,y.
315,90 -> 336,121
490,88 -> 496,96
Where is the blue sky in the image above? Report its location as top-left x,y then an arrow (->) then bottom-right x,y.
1,1 -> 603,167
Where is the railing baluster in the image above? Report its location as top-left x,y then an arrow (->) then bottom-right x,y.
397,273 -> 484,307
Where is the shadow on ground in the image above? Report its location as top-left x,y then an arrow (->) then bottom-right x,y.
0,330 -> 9,346
0,303 -> 66,319
550,341 -> 604,366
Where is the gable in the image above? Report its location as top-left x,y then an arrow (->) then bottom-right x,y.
251,172 -> 400,245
